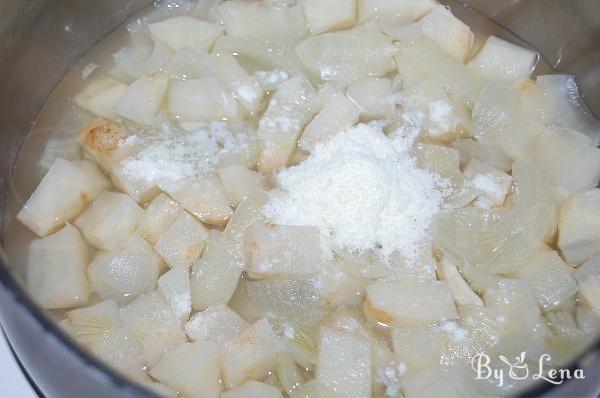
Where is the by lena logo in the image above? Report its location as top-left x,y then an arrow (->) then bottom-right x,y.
471,352 -> 585,387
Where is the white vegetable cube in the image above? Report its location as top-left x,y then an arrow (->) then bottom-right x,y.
190,231 -> 243,310
221,318 -> 283,388
394,53 -> 429,89
26,224 -> 90,309
111,165 -> 160,205
66,300 -> 121,343
303,0 -> 357,34
165,47 -> 214,81
300,93 -> 360,151
218,165 -> 265,207
163,176 -> 232,226
87,327 -> 147,382
113,41 -> 173,81
257,77 -> 316,173
116,72 -> 169,125
225,191 -> 269,245
346,77 -> 395,120
244,223 -> 321,279
148,16 -> 224,52
222,381 -> 283,398
558,189 -> 600,264
398,39 -> 484,107
218,1 -> 306,46
74,191 -> 144,252
17,158 -> 111,237
421,5 -> 474,62
580,276 -> 600,317
154,211 -> 208,268
185,304 -> 249,343
463,158 -> 512,207
515,248 -> 578,310
319,263 -> 370,308
150,341 -> 222,398
168,77 -> 239,122
575,255 -> 600,284
530,125 -> 600,193
139,193 -> 182,244
295,25 -> 397,83
468,36 -> 538,82
358,0 -> 436,23
437,257 -> 483,308
88,249 -> 160,304
213,54 -> 264,113
158,267 -> 192,324
74,75 -> 127,121
317,316 -> 371,398
364,280 -> 458,326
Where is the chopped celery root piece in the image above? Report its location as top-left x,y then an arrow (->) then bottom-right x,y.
116,72 -> 169,126
167,77 -> 239,122
420,5 -> 474,62
190,230 -> 243,310
218,165 -> 265,207
303,0 -> 356,35
113,41 -> 173,81
74,75 -> 127,121
437,257 -> 483,308
148,16 -> 224,52
74,191 -> 144,252
221,318 -> 283,389
158,266 -> 192,324
580,276 -> 600,317
184,304 -> 248,342
79,119 -> 140,173
364,280 -> 457,327
154,211 -> 208,269
17,158 -> 111,237
150,341 -> 222,398
558,189 -> 600,265
468,36 -> 538,82
139,193 -> 182,244
212,54 -> 264,114
463,159 -> 512,207
27,224 -> 91,309
346,77 -> 395,120
223,381 -> 283,398
358,0 -> 436,23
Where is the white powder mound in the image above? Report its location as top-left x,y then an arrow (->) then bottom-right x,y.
119,121 -> 250,191
264,122 -> 450,263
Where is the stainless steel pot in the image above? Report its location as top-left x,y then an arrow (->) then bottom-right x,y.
0,1 -> 598,397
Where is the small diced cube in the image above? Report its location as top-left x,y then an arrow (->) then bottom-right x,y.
154,212 -> 208,268
421,5 -> 473,62
163,176 -> 232,227
558,189 -> 600,264
213,54 -> 264,113
468,36 -> 538,82
346,77 -> 395,120
74,75 -> 127,121
74,191 -> 144,252
244,223 -> 321,279
221,318 -> 283,388
148,16 -> 224,52
303,0 -> 356,34
190,231 -> 243,310
218,165 -> 265,207
184,304 -> 248,343
111,164 -> 160,205
116,72 -> 169,126
464,158 -> 512,207
139,193 -> 182,244
27,224 -> 90,309
17,158 -> 111,237
158,266 -> 192,324
168,77 -> 239,122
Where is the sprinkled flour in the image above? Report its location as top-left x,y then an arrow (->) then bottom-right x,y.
264,122 -> 450,263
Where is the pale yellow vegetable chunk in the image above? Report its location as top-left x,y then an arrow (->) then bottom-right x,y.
167,77 -> 239,122
364,280 -> 457,326
163,176 -> 233,226
74,191 -> 144,252
468,36 -> 538,82
184,304 -> 248,343
79,119 -> 140,173
212,54 -> 264,114
154,211 -> 208,269
26,224 -> 90,309
218,1 -> 306,46
17,158 -> 110,237
148,16 -> 224,52
515,247 -> 578,310
437,257 -> 483,308
150,341 -> 222,398
74,75 -> 127,121
463,158 -> 512,207
257,77 -> 316,173
317,314 -> 371,398
358,0 -> 436,23
116,72 -> 169,125
558,189 -> 600,264
158,266 -> 192,325
346,77 -> 395,120
300,93 -> 360,151
244,222 -> 321,279
580,276 -> 600,317
221,318 -> 283,388
66,300 -> 121,343
303,0 -> 357,34
111,165 -> 161,205
222,381 -> 283,398
420,5 -> 474,62
218,165 -> 265,207
139,193 -> 182,244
